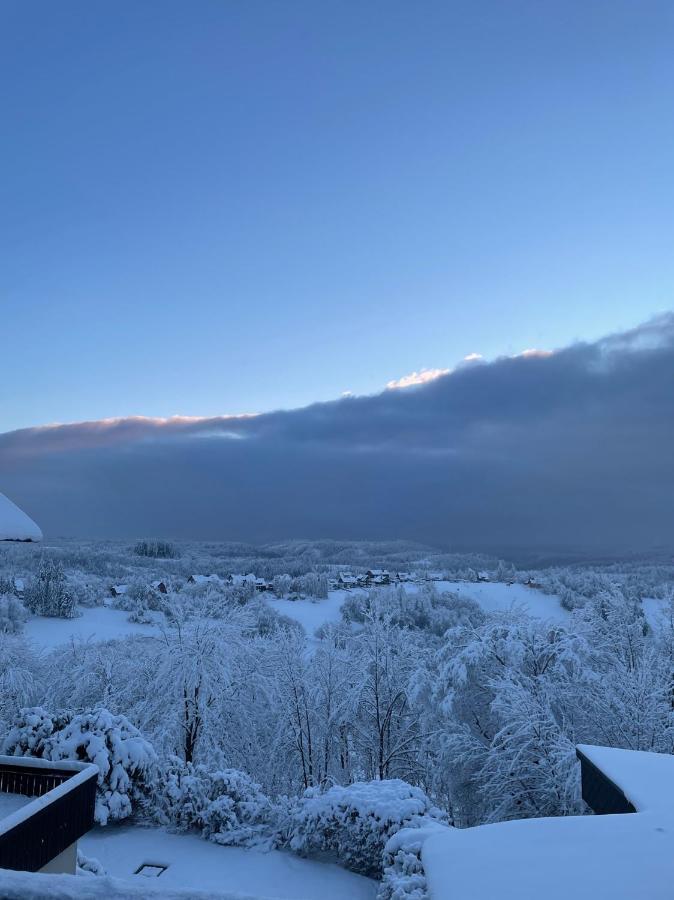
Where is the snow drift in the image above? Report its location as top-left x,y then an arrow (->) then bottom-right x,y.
0,492 -> 42,542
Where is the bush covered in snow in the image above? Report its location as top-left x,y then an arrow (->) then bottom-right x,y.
23,559 -> 78,618
378,821 -> 451,900
155,757 -> 273,847
3,706 -> 157,825
289,779 -> 447,877
0,593 -> 28,634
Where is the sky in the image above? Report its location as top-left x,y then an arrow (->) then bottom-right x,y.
2,1 -> 673,433
1,2 -> 673,550
2,315 -> 674,552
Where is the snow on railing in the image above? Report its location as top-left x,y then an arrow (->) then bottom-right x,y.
0,867 -> 269,899
0,756 -> 98,872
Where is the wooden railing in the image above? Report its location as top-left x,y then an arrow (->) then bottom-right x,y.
0,756 -> 98,872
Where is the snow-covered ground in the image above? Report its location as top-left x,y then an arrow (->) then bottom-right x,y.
24,606 -> 161,650
80,825 -> 378,900
0,792 -> 31,821
21,581 -> 569,655
432,580 -> 568,621
267,590 -> 351,634
641,596 -> 671,631
424,744 -> 674,900
268,581 -> 568,637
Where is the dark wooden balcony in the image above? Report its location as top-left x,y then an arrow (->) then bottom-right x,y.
0,755 -> 98,872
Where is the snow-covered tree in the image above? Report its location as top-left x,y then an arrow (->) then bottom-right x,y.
24,558 -> 78,618
4,706 -> 156,825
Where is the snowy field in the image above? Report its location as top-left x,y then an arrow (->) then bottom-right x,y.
23,605 -> 161,650
434,580 -> 569,621
641,596 -> 671,631
267,589 -> 351,634
267,581 -> 569,637
370,578 -> 568,622
81,825 -> 377,900
20,581 -> 569,653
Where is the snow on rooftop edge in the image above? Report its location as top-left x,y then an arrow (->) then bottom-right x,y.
577,743 -> 674,813
423,745 -> 674,900
422,807 -> 674,900
0,492 -> 42,542
0,868 -> 271,899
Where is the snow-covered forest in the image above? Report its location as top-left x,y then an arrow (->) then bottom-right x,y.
1,538 -> 673,896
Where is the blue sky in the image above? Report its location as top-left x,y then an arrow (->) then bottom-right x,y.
2,0 -> 673,433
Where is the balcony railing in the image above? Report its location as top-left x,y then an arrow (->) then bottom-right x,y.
0,755 -> 98,872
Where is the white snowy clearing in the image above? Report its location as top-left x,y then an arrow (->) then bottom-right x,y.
641,596 -> 672,631
433,580 -> 568,621
0,492 -> 42,542
21,581 -> 569,653
423,745 -> 674,900
80,825 -> 378,900
23,606 -> 161,651
268,590 -> 351,634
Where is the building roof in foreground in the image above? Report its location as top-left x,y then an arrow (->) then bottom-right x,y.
0,493 -> 42,542
423,744 -> 674,900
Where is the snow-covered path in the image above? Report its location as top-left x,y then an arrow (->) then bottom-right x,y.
81,826 -> 378,899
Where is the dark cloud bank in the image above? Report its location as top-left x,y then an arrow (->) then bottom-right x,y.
3,315 -> 674,554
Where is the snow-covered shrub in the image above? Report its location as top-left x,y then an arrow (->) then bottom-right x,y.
378,822 -> 450,900
0,593 -> 28,634
23,559 -> 78,618
111,582 -> 155,621
155,757 -> 273,847
3,707 -> 71,756
289,779 -> 447,877
126,583 -> 154,622
291,572 -> 329,599
249,600 -> 303,637
4,706 -> 157,825
77,849 -> 107,877
134,539 -> 179,559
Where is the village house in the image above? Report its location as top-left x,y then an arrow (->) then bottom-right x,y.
337,572 -> 359,588
394,571 -> 413,583
187,574 -> 223,587
365,569 -> 391,585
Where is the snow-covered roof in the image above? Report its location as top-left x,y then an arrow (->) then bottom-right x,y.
0,492 -> 42,542
423,744 -> 674,900
576,743 -> 674,814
